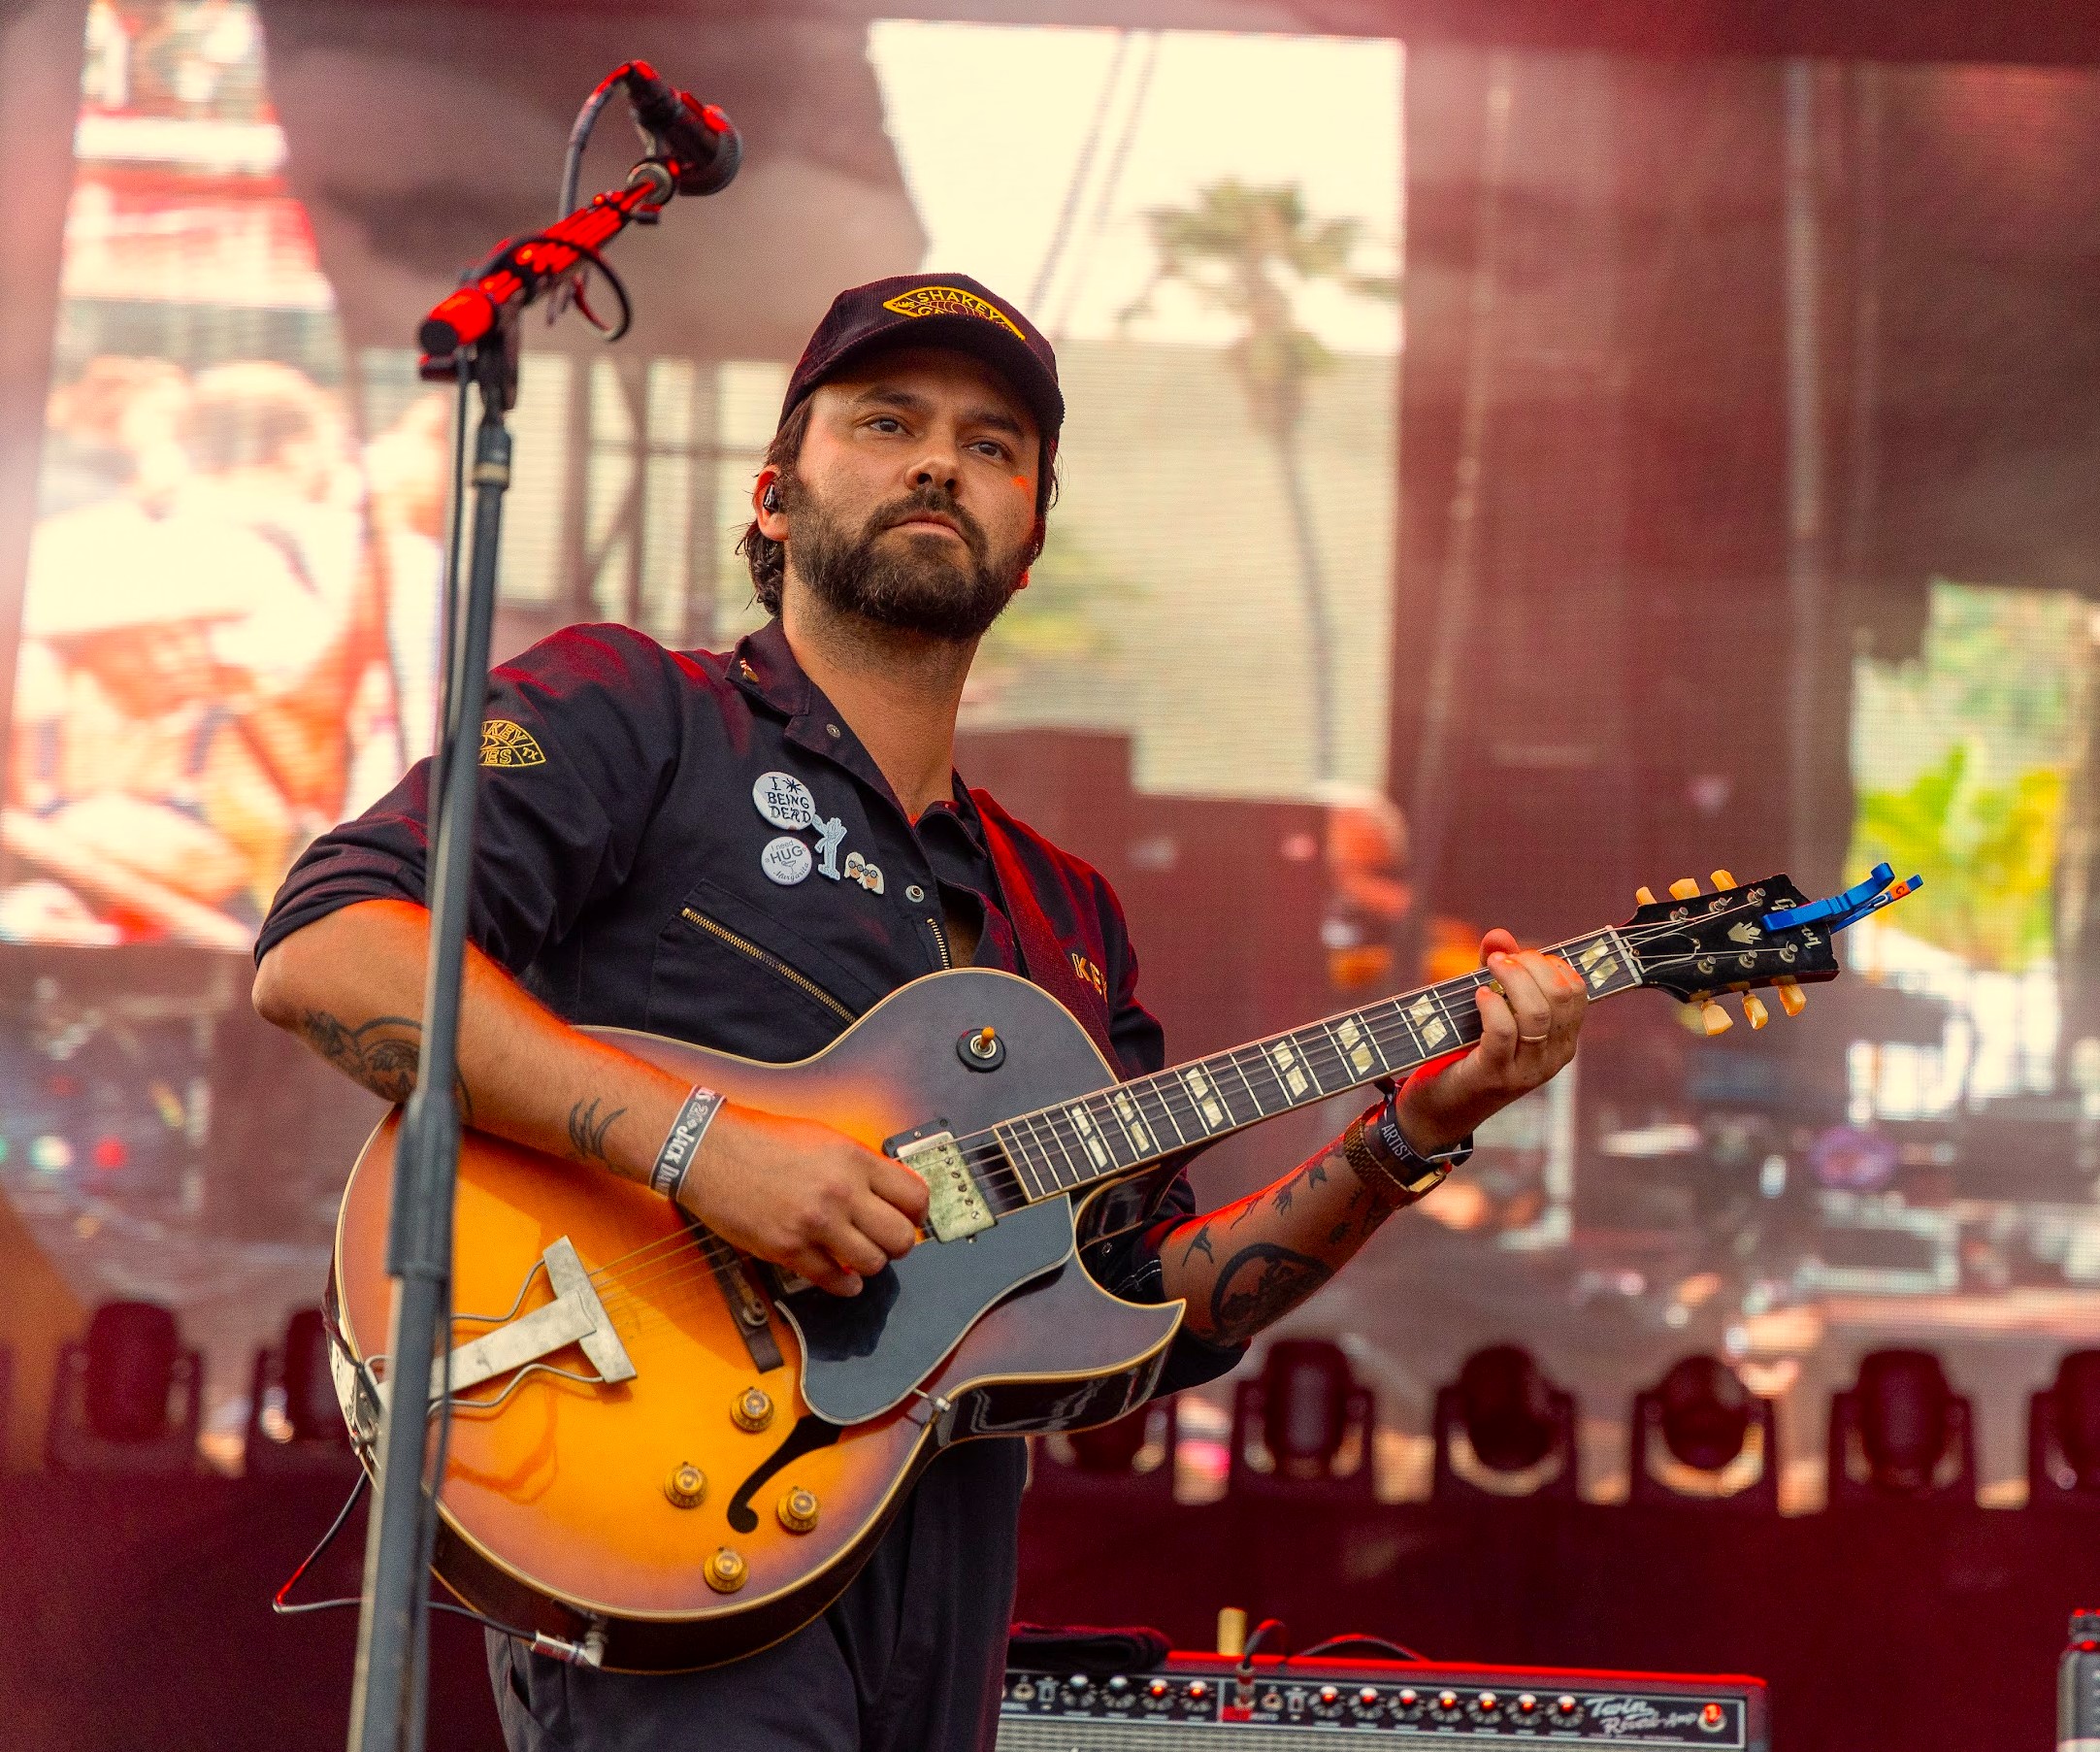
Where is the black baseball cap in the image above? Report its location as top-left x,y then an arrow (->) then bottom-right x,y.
780,273 -> 1065,457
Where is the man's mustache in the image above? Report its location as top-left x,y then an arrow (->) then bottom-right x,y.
866,489 -> 988,561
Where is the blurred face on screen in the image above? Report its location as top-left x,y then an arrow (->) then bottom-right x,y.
773,347 -> 1040,643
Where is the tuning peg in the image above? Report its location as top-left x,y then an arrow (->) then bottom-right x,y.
1635,886 -> 1657,907
1710,868 -> 1737,889
1669,878 -> 1703,900
1741,992 -> 1769,1029
1775,976 -> 1806,1017
1697,1001 -> 1733,1036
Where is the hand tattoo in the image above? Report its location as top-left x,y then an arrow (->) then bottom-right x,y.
297,1010 -> 472,1120
566,1096 -> 626,1166
1207,1242 -> 1333,1345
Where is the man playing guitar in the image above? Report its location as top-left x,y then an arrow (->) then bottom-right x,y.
251,274 -> 1588,1751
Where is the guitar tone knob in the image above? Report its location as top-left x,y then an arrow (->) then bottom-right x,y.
663,1462 -> 706,1509
733,1387 -> 776,1432
705,1547 -> 748,1593
776,1487 -> 821,1534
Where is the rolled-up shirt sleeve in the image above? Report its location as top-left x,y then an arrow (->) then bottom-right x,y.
256,623 -> 684,974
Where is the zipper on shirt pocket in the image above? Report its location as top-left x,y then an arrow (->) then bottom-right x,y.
679,908 -> 858,1024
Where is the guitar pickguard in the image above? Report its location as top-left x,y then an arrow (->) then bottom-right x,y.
776,1197 -> 1075,1424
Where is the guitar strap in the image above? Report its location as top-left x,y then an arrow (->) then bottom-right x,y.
968,788 -> 1126,1074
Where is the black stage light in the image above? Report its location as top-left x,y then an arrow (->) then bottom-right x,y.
1431,1344 -> 1577,1501
279,1307 -> 339,1442
2028,1349 -> 2100,1505
1228,1338 -> 1374,1499
47,1299 -> 201,1475
1629,1354 -> 1778,1509
1828,1347 -> 1975,1504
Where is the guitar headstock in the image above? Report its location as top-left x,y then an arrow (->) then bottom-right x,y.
1614,865 -> 1920,1035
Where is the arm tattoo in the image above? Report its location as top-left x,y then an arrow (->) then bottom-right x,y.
566,1096 -> 626,1166
1180,1221 -> 1215,1267
297,1010 -> 473,1121
1269,1147 -> 1335,1215
1207,1242 -> 1333,1346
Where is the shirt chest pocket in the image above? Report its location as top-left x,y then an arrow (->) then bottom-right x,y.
647,874 -> 884,1057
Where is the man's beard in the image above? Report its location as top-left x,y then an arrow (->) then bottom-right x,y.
781,477 -> 1027,642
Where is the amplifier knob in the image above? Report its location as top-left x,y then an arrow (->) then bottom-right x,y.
1107,1676 -> 1130,1695
1147,1680 -> 1171,1702
1435,1690 -> 1461,1714
1516,1694 -> 1539,1715
1396,1688 -> 1421,1709
1067,1674 -> 1092,1694
1357,1687 -> 1381,1709
1186,1680 -> 1210,1702
1557,1695 -> 1583,1719
1472,1691 -> 1501,1718
1318,1685 -> 1340,1706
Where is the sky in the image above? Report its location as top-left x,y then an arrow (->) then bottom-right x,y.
866,23 -> 1404,356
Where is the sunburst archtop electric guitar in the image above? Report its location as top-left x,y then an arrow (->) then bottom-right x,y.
328,864 -> 1917,1671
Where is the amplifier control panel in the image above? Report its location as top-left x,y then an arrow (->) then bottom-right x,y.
999,1654 -> 1766,1749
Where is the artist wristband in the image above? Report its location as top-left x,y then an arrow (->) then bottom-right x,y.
649,1086 -> 725,1201
1343,1090 -> 1472,1204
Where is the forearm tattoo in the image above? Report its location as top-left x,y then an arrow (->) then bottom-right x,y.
1186,1138 -> 1418,1344
566,1096 -> 626,1166
298,1010 -> 473,1122
1207,1242 -> 1334,1346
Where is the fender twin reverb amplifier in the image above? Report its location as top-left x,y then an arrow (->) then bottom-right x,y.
997,1652 -> 1770,1750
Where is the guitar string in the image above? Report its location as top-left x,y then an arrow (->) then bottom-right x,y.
565,909 -> 1777,1317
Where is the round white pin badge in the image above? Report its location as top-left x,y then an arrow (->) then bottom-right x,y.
752,771 -> 818,831
761,836 -> 814,885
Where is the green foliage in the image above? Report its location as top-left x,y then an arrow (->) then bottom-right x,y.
1121,179 -> 1395,438
1851,744 -> 2062,973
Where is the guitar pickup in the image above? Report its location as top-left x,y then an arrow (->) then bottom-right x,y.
886,1123 -> 995,1243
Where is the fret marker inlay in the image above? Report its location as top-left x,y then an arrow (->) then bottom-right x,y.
1268,1041 -> 1311,1099
1409,994 -> 1450,1050
1337,1016 -> 1375,1075
1066,1106 -> 1109,1170
1111,1089 -> 1153,1153
1180,1067 -> 1226,1129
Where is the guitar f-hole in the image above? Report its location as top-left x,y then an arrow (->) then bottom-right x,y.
727,1416 -> 842,1535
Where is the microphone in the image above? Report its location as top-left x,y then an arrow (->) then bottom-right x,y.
621,62 -> 741,196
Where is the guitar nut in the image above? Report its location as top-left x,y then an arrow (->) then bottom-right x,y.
776,1487 -> 820,1534
705,1547 -> 748,1593
733,1387 -> 775,1432
664,1463 -> 706,1509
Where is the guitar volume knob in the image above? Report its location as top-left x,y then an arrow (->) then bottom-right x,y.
733,1387 -> 775,1432
776,1487 -> 820,1534
705,1547 -> 748,1593
663,1462 -> 706,1509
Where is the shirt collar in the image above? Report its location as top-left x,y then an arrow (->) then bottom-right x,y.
728,617 -> 975,827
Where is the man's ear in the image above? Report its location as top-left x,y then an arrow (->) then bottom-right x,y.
753,469 -> 788,541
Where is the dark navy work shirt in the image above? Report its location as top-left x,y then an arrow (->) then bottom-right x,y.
259,618 -> 1239,1752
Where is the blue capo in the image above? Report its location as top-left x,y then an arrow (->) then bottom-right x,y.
1761,862 -> 1923,936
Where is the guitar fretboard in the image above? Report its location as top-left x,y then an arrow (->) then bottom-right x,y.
964,929 -> 1642,1212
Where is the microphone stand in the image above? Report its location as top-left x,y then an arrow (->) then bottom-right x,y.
346,154 -> 678,1752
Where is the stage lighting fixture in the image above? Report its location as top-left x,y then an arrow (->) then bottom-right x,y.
1228,1339 -> 1374,1499
2028,1349 -> 2100,1505
47,1299 -> 201,1475
1629,1354 -> 1778,1509
1431,1344 -> 1578,1501
1828,1348 -> 1975,1504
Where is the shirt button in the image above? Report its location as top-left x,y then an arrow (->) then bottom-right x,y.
826,722 -> 841,739
905,884 -> 926,903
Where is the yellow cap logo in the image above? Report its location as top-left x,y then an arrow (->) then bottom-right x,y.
479,719 -> 545,769
881,285 -> 1025,340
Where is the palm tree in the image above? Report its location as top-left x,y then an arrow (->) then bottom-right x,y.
1123,180 -> 1395,781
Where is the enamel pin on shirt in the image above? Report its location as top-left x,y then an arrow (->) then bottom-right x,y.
752,770 -> 858,890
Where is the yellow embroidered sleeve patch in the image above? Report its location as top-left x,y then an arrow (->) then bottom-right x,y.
479,719 -> 545,769
881,284 -> 1025,339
